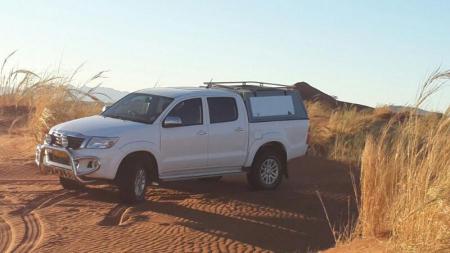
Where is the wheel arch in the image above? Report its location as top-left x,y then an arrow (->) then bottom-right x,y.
249,141 -> 288,177
114,150 -> 159,183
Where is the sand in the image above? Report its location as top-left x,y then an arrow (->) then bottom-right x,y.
0,133 -> 358,252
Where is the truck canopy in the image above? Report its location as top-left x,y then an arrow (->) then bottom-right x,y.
205,82 -> 309,123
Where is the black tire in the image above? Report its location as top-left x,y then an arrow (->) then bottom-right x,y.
117,159 -> 148,204
197,176 -> 222,182
59,177 -> 84,190
247,150 -> 283,190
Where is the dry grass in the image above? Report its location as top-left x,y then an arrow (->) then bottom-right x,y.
0,52 -> 104,143
306,71 -> 449,252
350,70 -> 450,252
305,102 -> 390,165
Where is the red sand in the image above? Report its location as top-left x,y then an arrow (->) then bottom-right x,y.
0,133 -> 359,252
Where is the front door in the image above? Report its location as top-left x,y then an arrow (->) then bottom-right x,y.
160,98 -> 208,175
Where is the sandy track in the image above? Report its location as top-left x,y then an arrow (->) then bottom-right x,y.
0,216 -> 13,253
12,212 -> 42,253
0,151 -> 359,252
1,188 -> 85,253
35,191 -> 86,210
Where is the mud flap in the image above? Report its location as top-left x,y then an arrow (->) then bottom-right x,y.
283,166 -> 289,178
283,160 -> 289,178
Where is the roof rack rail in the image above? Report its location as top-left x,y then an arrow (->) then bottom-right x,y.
204,81 -> 289,88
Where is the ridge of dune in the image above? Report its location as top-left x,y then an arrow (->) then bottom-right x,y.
292,82 -> 373,111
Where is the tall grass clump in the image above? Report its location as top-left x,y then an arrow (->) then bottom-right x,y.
0,52 -> 105,142
305,102 -> 390,165
354,70 -> 450,252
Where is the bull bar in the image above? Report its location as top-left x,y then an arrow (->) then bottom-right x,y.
35,144 -> 100,184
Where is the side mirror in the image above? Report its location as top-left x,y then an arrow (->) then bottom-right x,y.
163,116 -> 183,128
102,105 -> 111,112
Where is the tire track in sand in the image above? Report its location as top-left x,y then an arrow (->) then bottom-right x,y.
11,212 -> 42,253
37,191 -> 85,210
0,216 -> 13,253
8,190 -> 85,253
99,204 -> 131,226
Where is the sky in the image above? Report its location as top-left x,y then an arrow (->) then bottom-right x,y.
1,0 -> 449,111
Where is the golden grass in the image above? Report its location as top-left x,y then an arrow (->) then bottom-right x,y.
305,102 -> 389,165
307,71 -> 449,252
351,71 -> 450,252
0,52 -> 104,143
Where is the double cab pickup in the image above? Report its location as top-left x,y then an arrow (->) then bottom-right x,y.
36,81 -> 309,203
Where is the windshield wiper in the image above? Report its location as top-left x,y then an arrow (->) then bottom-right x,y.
104,115 -> 128,121
104,115 -> 150,124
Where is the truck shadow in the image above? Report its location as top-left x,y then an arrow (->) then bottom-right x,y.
156,156 -> 359,252
78,155 -> 359,252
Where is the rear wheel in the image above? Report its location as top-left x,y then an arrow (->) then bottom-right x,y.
247,150 -> 283,190
59,177 -> 84,190
117,159 -> 148,204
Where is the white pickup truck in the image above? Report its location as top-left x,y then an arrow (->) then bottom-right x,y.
36,81 -> 309,203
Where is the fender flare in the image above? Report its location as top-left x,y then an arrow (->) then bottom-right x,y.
244,132 -> 289,168
112,141 -> 160,180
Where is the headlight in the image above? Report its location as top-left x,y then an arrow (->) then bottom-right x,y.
86,137 -> 119,149
44,134 -> 52,144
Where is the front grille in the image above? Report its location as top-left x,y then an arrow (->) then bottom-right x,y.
50,133 -> 85,149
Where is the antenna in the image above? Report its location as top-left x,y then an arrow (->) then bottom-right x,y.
153,79 -> 160,88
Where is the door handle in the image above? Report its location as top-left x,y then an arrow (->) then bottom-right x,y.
197,130 -> 208,135
235,127 -> 245,132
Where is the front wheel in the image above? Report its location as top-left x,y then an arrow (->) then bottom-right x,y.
247,151 -> 283,190
117,160 -> 148,204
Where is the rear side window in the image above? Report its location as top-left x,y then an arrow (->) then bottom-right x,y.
207,97 -> 238,123
249,96 -> 295,117
245,91 -> 308,122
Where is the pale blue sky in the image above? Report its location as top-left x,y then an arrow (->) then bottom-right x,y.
1,0 -> 449,110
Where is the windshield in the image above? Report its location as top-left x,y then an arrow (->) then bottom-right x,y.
102,93 -> 173,124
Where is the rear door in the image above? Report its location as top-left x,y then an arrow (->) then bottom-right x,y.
206,96 -> 248,168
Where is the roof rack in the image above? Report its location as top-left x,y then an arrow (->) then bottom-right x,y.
204,81 -> 289,88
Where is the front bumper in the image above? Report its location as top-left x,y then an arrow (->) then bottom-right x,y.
35,144 -> 101,184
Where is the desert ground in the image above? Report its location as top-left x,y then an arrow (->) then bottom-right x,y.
1,66 -> 447,252
0,133 -> 358,253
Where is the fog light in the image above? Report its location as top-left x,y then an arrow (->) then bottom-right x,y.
74,158 -> 100,176
92,160 -> 99,169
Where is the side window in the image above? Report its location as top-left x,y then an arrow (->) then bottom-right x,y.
249,95 -> 295,117
167,98 -> 203,126
207,97 -> 238,124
